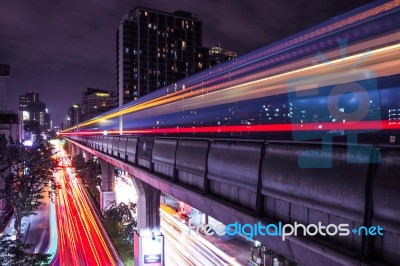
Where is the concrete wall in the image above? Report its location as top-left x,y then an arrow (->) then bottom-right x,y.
69,135 -> 400,266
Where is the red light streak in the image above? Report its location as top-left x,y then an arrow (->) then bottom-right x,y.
59,120 -> 400,136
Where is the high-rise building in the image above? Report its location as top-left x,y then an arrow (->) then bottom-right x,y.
0,64 -> 10,110
202,44 -> 237,68
19,91 -> 52,131
116,7 -> 203,106
68,104 -> 81,127
61,115 -> 71,131
0,112 -> 19,140
44,110 -> 52,131
27,101 -> 46,125
81,88 -> 117,122
19,91 -> 40,111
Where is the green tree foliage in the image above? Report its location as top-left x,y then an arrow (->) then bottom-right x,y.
104,201 -> 137,244
0,136 -> 15,173
0,137 -> 56,238
0,236 -> 51,266
72,154 -> 101,187
72,153 -> 86,173
72,153 -> 102,203
0,136 -> 55,266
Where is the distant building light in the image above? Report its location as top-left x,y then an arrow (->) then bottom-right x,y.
49,139 -> 60,146
209,44 -> 223,55
95,93 -> 110,97
22,111 -> 30,120
103,130 -> 108,135
73,104 -> 79,108
23,140 -> 33,146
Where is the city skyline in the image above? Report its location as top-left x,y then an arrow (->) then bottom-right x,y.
0,1 -> 399,265
0,0 -> 372,126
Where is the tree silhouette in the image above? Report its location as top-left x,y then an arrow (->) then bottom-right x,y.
72,153 -> 101,187
0,236 -> 50,266
104,201 -> 137,244
0,138 -> 56,238
0,136 -> 55,265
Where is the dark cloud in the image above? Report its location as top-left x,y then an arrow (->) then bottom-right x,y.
0,0 -> 372,125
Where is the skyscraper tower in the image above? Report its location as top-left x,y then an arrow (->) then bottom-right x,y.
19,91 -> 40,111
0,64 -> 10,110
116,7 -> 203,106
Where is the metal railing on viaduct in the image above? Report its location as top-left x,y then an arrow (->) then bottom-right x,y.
65,135 -> 400,266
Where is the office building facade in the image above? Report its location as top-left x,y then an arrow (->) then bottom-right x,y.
81,88 -> 117,122
116,7 -> 203,106
19,91 -> 51,131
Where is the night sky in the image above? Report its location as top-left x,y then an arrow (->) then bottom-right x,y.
0,0 -> 373,126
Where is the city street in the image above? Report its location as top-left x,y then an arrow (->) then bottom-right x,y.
51,150 -> 121,266
115,172 -> 251,265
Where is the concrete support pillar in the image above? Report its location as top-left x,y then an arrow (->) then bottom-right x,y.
98,158 -> 115,211
99,158 -> 114,192
132,177 -> 161,231
77,147 -> 82,156
202,213 -> 209,225
83,150 -> 93,162
70,144 -> 76,158
132,177 -> 163,266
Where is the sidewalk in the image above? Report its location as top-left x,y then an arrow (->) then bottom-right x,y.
24,193 -> 51,253
0,207 -> 14,236
1,189 -> 51,254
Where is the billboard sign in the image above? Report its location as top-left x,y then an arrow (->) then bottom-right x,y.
141,233 -> 163,265
135,230 -> 164,266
